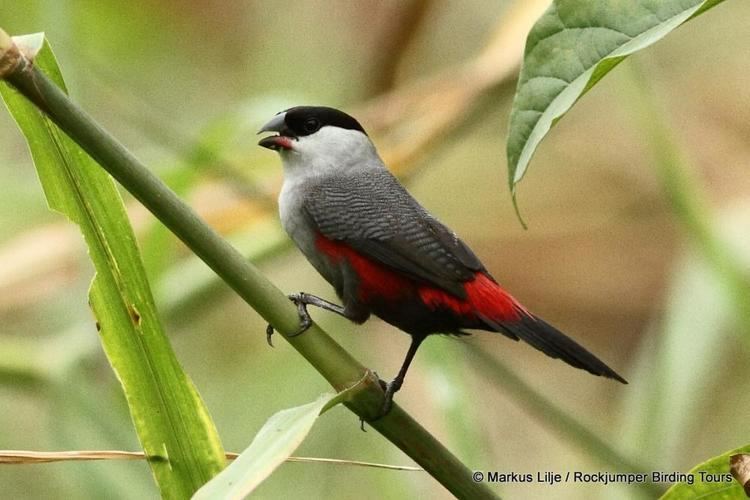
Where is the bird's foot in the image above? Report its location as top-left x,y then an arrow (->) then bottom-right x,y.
356,372 -> 390,431
372,371 -> 388,392
380,379 -> 400,417
265,324 -> 275,347
265,292 -> 314,347
362,376 -> 402,423
287,292 -> 313,336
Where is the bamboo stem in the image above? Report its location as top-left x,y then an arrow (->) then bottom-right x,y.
0,30 -> 497,500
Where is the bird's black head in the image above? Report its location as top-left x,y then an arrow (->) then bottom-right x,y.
284,106 -> 367,137
258,106 -> 367,151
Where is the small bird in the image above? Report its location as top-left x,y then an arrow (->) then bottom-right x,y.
259,106 -> 626,416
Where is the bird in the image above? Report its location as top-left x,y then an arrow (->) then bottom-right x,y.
258,105 -> 626,417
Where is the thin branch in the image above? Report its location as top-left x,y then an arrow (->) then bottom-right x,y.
0,450 -> 423,472
283,456 -> 422,471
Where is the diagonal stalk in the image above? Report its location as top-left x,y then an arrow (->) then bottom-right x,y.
0,30 -> 497,500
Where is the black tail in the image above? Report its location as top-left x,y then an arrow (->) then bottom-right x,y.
480,313 -> 627,384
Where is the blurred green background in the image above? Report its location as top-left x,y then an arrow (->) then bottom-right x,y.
1,1 -> 749,498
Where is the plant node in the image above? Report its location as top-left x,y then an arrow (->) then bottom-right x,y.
0,29 -> 22,80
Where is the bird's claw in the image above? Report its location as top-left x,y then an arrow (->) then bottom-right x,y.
357,374 -> 400,424
361,386 -> 396,427
360,392 -> 396,424
355,372 -> 390,432
287,292 -> 313,336
380,380 -> 398,417
371,370 -> 397,416
265,293 -> 314,346
372,371 -> 388,392
265,324 -> 275,347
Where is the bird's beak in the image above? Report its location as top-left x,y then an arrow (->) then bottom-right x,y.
258,112 -> 294,151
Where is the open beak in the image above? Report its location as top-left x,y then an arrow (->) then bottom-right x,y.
258,112 -> 294,151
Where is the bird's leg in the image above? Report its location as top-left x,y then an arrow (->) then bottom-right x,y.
290,292 -> 348,319
266,292 -> 351,346
377,335 -> 425,418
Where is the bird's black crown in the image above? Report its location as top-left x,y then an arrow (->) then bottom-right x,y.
282,106 -> 367,137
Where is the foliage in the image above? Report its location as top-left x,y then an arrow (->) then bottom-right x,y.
0,34 -> 225,498
507,0 -> 726,198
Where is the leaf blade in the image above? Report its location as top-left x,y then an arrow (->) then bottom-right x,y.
0,34 -> 226,498
193,391 -> 351,500
506,0 -> 727,193
660,445 -> 749,499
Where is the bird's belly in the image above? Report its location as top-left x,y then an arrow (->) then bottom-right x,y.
359,282 -> 473,336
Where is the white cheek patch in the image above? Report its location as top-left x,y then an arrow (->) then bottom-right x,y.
281,127 -> 378,182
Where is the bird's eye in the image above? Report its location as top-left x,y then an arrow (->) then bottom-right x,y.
303,118 -> 320,133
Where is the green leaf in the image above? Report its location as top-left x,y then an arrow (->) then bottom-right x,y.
193,391 -> 354,500
0,33 -> 225,498
506,0 -> 727,195
660,445 -> 749,499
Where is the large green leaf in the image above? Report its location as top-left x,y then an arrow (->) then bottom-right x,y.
660,445 -> 749,499
506,0 -> 726,196
193,391 -> 355,500
0,34 -> 225,498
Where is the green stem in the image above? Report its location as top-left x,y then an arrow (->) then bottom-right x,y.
466,345 -> 664,498
0,33 -> 497,500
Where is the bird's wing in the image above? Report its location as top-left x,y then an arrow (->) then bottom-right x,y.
305,170 -> 485,298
